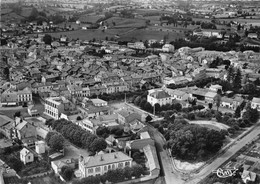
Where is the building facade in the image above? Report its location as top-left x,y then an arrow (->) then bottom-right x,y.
79,152 -> 132,178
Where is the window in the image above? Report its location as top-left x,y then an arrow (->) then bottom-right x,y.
108,165 -> 111,170
88,168 -> 93,173
112,164 -> 115,169
118,162 -> 123,168
28,156 -> 30,160
95,167 -> 101,173
104,165 -> 107,171
125,161 -> 130,167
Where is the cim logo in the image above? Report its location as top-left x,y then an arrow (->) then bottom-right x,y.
212,167 -> 238,178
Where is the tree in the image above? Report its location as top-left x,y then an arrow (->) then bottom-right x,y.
214,94 -> 222,112
45,132 -> 56,145
49,133 -> 65,151
124,166 -> 133,180
174,103 -> 182,112
144,101 -> 153,112
227,65 -> 235,83
233,68 -> 242,91
14,111 -> 21,118
90,138 -> 107,153
139,98 -> 147,109
60,166 -> 74,181
146,115 -> 153,122
132,152 -> 142,161
132,164 -> 144,178
76,116 -> 82,120
106,169 -> 125,183
43,34 -> 52,45
81,176 -> 100,184
134,96 -> 142,106
8,157 -> 23,172
208,103 -> 213,110
197,105 -> 205,111
234,106 -> 241,118
154,103 -> 161,112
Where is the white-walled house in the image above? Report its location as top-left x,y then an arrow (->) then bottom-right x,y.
251,97 -> 260,111
20,148 -> 34,165
147,89 -> 172,106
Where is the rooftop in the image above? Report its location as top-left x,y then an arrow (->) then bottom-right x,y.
81,151 -> 132,168
150,90 -> 171,99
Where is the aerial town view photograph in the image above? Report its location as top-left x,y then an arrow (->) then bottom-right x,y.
0,0 -> 260,184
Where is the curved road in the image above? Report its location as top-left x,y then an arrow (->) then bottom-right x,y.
186,122 -> 260,184
114,102 -> 260,184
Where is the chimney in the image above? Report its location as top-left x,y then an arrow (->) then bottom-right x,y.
100,155 -> 104,161
114,153 -> 117,159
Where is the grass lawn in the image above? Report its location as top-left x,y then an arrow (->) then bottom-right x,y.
188,120 -> 230,131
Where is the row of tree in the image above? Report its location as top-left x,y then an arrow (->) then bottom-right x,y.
46,119 -> 107,153
45,132 -> 65,151
164,117 -> 227,161
72,165 -> 145,184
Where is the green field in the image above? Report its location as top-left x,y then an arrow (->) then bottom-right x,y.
46,26 -> 185,42
47,28 -> 133,40
1,12 -> 25,22
20,7 -> 33,17
106,17 -> 146,28
134,8 -> 173,15
117,29 -> 185,42
79,14 -> 104,23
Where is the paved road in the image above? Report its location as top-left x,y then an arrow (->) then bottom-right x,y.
186,122 -> 260,184
110,101 -> 260,184
148,125 -> 184,184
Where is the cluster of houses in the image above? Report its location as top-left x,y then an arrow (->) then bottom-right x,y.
147,84 -> 260,112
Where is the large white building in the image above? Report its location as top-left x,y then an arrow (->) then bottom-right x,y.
147,89 -> 172,106
79,151 -> 132,178
76,118 -> 94,133
44,96 -> 77,120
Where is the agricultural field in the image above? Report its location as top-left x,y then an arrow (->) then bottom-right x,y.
0,8 -> 12,15
1,12 -> 25,23
143,16 -> 161,25
20,7 -> 33,17
78,14 -> 104,23
47,28 -> 133,40
133,8 -> 173,16
106,17 -> 146,28
117,29 -> 185,42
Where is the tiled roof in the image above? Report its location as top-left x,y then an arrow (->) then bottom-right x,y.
150,90 -> 171,99
82,151 -> 132,168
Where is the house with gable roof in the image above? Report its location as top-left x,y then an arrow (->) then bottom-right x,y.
20,147 -> 34,165
0,115 -> 14,139
13,117 -> 37,147
147,89 -> 172,106
79,151 -> 132,178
